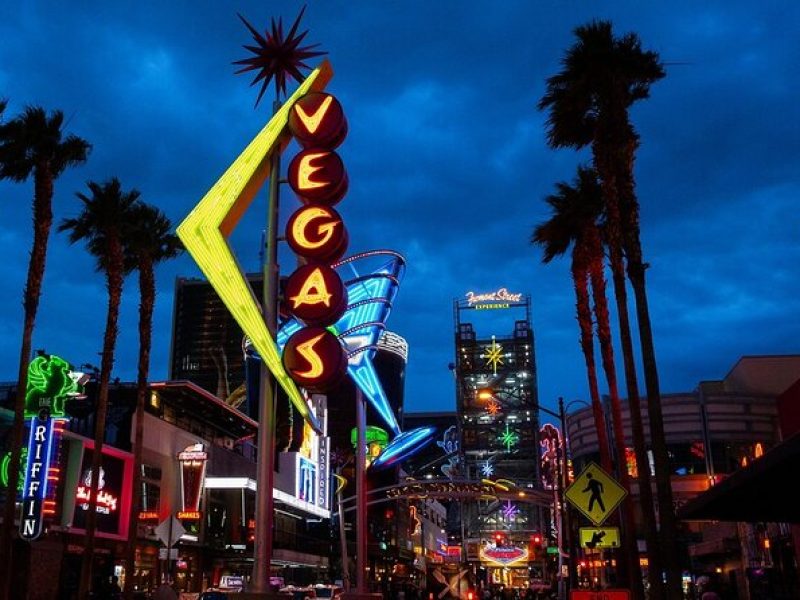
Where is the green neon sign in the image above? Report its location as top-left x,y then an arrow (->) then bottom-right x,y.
351,426 -> 389,449
1,447 -> 27,491
24,354 -> 83,418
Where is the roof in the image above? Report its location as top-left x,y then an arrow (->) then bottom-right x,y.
149,380 -> 257,440
678,431 -> 800,523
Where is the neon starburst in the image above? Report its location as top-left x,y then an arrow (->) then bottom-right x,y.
486,399 -> 501,416
234,6 -> 327,105
499,424 -> 519,452
481,336 -> 504,375
481,460 -> 494,478
502,500 -> 519,520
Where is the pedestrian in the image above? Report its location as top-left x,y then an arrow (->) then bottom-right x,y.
153,578 -> 178,600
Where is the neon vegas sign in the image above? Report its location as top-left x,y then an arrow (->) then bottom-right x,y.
465,288 -> 523,308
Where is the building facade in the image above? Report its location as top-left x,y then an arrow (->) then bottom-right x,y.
565,355 -> 800,599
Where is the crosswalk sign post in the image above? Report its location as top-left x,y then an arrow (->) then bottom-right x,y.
565,462 -> 627,526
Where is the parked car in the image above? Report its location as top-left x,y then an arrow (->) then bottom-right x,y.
280,585 -> 316,600
313,584 -> 344,598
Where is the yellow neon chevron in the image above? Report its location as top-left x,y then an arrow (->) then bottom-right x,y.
176,60 -> 333,432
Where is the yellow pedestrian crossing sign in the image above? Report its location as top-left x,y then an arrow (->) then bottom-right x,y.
579,526 -> 621,549
565,462 -> 627,526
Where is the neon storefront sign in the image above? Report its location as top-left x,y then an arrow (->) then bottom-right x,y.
19,354 -> 83,541
178,443 -> 207,515
480,545 -> 529,566
465,288 -> 523,308
76,479 -> 119,513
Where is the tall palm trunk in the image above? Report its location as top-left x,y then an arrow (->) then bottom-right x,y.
592,135 -> 645,600
79,239 -> 125,600
587,226 -> 663,600
124,259 -> 154,600
617,147 -> 681,599
571,249 -> 612,472
0,167 -> 53,600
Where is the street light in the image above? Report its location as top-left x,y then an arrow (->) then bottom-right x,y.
535,397 -> 577,600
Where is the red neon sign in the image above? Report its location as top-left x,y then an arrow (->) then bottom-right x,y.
76,485 -> 119,513
285,205 -> 348,262
288,149 -> 348,205
284,264 -> 347,327
282,327 -> 347,392
139,511 -> 159,520
288,92 -> 347,149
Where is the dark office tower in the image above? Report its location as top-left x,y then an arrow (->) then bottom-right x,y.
170,275 -> 264,402
453,289 -> 541,579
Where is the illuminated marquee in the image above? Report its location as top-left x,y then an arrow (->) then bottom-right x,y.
282,88 -> 351,393
465,288 -> 523,308
480,545 -> 529,566
178,443 -> 207,514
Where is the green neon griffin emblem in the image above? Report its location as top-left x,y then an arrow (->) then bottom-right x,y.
24,354 -> 85,418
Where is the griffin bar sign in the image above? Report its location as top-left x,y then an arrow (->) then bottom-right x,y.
20,414 -> 55,540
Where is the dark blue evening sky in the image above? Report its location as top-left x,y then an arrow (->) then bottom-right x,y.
1,1 -> 798,418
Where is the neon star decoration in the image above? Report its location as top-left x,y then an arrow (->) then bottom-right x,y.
234,7 -> 327,104
502,500 -> 519,520
482,336 -> 504,375
176,62 -> 334,432
486,398 -> 501,416
499,424 -> 519,452
481,459 -> 494,478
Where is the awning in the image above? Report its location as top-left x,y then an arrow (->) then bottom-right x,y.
149,380 -> 257,441
678,431 -> 800,523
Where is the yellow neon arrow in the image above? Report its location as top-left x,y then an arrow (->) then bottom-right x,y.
176,60 -> 333,432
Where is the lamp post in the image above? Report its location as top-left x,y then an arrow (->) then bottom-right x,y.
536,399 -> 570,599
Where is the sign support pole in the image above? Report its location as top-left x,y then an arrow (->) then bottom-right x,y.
355,388 -> 367,594
251,100 -> 282,594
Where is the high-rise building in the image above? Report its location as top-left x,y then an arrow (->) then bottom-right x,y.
169,274 -> 264,403
452,289 -> 542,590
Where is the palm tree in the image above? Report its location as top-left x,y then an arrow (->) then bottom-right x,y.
0,106 -> 91,597
58,178 -> 139,599
533,167 -> 644,596
121,203 -> 182,600
539,20 -> 678,599
532,167 -> 612,473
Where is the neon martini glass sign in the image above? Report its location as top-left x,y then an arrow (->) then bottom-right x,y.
277,250 -> 436,469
